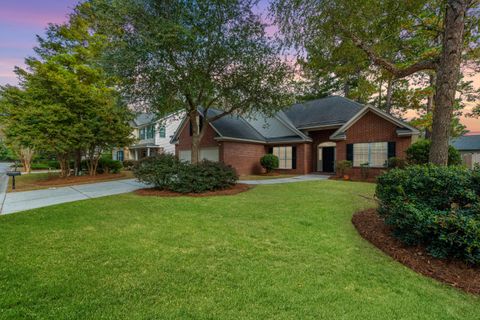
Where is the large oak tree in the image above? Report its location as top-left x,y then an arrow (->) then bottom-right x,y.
272,0 -> 480,165
88,0 -> 294,163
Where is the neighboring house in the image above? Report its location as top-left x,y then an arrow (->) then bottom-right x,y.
170,96 -> 420,177
451,134 -> 480,169
113,112 -> 183,161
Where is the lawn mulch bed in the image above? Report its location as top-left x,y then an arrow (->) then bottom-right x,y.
35,173 -> 132,186
352,209 -> 480,295
134,183 -> 253,197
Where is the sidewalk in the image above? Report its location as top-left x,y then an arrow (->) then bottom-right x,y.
241,174 -> 329,185
0,174 -> 329,215
1,179 -> 147,215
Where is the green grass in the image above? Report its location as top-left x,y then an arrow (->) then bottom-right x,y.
0,180 -> 478,319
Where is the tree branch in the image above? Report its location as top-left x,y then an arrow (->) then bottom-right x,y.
348,33 -> 439,79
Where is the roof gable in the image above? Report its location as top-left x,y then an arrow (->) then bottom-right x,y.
283,96 -> 363,129
330,105 -> 419,140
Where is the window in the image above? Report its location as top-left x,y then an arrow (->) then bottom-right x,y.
353,142 -> 388,167
116,150 -> 124,162
146,125 -> 155,139
139,127 -> 146,140
273,146 -> 293,169
159,126 -> 166,138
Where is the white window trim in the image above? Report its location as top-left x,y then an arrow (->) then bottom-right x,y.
353,142 -> 388,168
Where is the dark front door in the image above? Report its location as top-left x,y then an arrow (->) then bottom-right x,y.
322,147 -> 335,172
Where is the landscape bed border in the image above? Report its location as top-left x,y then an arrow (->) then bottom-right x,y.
352,209 -> 480,295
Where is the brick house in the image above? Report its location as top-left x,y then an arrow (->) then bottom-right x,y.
170,96 -> 419,177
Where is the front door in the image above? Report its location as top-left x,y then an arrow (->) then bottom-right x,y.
322,147 -> 335,172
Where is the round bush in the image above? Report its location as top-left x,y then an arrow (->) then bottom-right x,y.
376,165 -> 480,264
260,154 -> 279,173
406,139 -> 462,166
133,154 -> 238,193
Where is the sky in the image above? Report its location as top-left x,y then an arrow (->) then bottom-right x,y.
0,0 -> 478,132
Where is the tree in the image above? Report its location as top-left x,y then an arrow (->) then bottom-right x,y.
0,5 -> 134,177
0,87 -> 36,173
88,0 -> 294,163
272,0 -> 480,165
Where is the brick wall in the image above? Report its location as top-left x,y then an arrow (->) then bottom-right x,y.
175,119 -> 220,156
222,141 -> 266,175
336,111 -> 414,178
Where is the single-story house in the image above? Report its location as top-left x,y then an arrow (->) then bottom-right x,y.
451,134 -> 480,169
170,96 -> 420,177
113,112 -> 183,161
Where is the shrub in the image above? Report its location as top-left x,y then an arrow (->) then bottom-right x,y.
260,154 -> 279,173
133,154 -> 238,193
98,158 -> 123,174
376,165 -> 480,264
360,163 -> 370,180
122,160 -> 137,170
406,139 -> 462,166
386,157 -> 406,169
335,160 -> 352,176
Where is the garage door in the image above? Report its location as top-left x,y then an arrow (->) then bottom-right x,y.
178,150 -> 192,162
200,147 -> 219,162
178,148 -> 219,162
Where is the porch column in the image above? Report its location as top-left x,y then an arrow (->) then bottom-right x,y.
135,149 -> 138,160
147,148 -> 151,157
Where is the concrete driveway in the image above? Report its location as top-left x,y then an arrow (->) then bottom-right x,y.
1,179 -> 147,215
0,174 -> 330,215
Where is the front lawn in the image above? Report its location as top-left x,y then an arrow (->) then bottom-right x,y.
8,171 -> 134,192
0,180 -> 478,319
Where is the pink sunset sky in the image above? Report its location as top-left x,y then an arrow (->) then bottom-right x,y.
0,0 -> 478,132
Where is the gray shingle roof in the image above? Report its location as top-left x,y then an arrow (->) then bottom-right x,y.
132,113 -> 156,127
283,96 -> 363,129
204,109 -> 266,142
451,135 -> 480,151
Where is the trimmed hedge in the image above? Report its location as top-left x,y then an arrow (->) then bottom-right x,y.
133,154 -> 238,193
260,154 -> 279,173
406,139 -> 462,166
376,165 -> 480,265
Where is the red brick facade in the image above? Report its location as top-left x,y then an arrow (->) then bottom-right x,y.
174,110 -> 416,177
222,142 -> 266,175
176,119 -> 219,154
335,111 -> 413,177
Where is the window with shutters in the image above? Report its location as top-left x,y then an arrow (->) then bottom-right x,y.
273,146 -> 293,169
353,142 -> 388,167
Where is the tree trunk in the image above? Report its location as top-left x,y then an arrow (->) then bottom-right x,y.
425,73 -> 436,139
74,149 -> 82,176
57,153 -> 70,178
189,110 -> 209,164
385,77 -> 394,114
19,147 -> 34,174
86,147 -> 100,176
429,0 -> 467,165
377,78 -> 383,109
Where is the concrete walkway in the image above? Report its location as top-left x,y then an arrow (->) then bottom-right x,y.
1,179 -> 147,215
241,174 -> 329,185
0,174 -> 329,215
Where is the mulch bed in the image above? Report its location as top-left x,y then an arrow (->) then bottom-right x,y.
352,209 -> 480,294
36,173 -> 132,186
134,183 -> 253,197
329,176 -> 377,183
